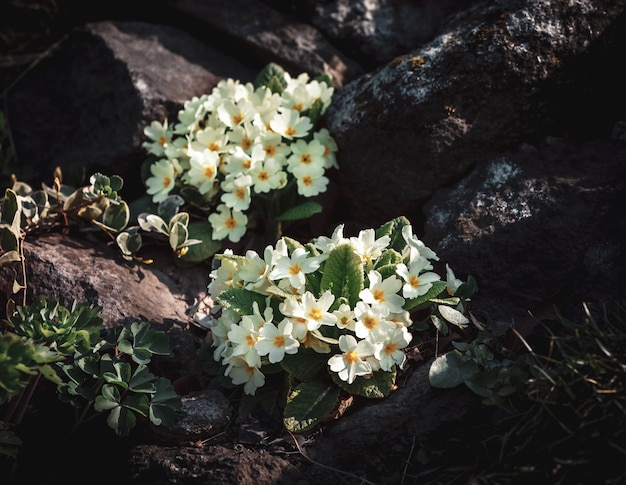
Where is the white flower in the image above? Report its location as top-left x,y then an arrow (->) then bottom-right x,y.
333,303 -> 357,331
225,144 -> 265,175
269,247 -> 322,291
145,159 -> 177,203
220,174 -> 253,212
292,163 -> 329,197
227,316 -> 261,368
446,264 -> 463,296
402,225 -> 439,261
249,157 -> 286,194
208,204 -> 248,242
286,139 -> 326,172
255,319 -> 300,363
258,131 -> 290,164
370,326 -> 412,371
280,291 -> 337,333
328,335 -> 375,384
142,120 -> 171,157
192,125 -> 230,154
224,356 -> 265,395
217,98 -> 256,129
359,270 -> 405,314
350,229 -> 390,265
269,107 -> 312,140
208,250 -> 241,297
186,147 -> 220,194
314,224 -> 349,256
313,128 -> 339,169
354,301 -> 395,340
396,257 -> 441,299
238,245 -> 275,291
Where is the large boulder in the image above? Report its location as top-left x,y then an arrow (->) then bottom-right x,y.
324,0 -> 626,226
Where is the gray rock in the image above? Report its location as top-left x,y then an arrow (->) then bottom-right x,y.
324,0 -> 626,225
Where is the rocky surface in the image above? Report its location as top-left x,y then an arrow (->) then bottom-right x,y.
1,0 -> 625,483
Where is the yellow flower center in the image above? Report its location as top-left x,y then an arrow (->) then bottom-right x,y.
289,263 -> 302,275
285,126 -> 297,137
225,217 -> 237,229
208,141 -> 220,152
363,316 -> 378,330
384,342 -> 398,355
409,275 -> 420,289
245,334 -> 255,347
242,159 -> 252,170
265,145 -> 276,157
163,176 -> 171,188
235,188 -> 246,200
273,335 -> 285,348
159,135 -> 167,146
323,146 -> 330,157
302,176 -> 313,186
345,350 -> 358,365
301,154 -> 312,164
241,138 -> 252,150
232,113 -> 244,125
373,289 -> 386,303
258,171 -> 269,181
204,166 -> 215,178
307,308 -> 322,321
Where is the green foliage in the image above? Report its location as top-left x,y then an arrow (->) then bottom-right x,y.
57,319 -> 182,436
204,217 -> 478,433
6,296 -> 104,356
1,297 -> 182,458
429,330 -> 529,406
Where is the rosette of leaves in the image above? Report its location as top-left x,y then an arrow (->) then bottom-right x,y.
5,296 -> 105,357
57,320 -> 182,436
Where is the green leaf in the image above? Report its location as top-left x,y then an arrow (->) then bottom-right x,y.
320,244 -> 364,307
122,393 -> 150,417
428,350 -> 479,388
375,216 -> 411,253
94,384 -> 122,411
107,405 -> 137,437
102,361 -> 131,388
331,368 -> 396,398
101,200 -> 130,232
255,63 -> 287,92
283,380 -> 340,433
275,201 -> 322,222
128,364 -> 157,393
179,220 -> 222,263
438,305 -> 470,328
117,321 -> 171,365
280,347 -> 328,382
149,377 -> 182,426
403,281 -> 447,312
217,287 -> 268,317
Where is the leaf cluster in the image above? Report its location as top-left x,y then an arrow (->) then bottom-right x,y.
208,216 -> 477,433
1,298 -> 182,459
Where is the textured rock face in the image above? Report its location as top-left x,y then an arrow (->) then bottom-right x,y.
324,0 -> 626,226
2,0 -> 626,483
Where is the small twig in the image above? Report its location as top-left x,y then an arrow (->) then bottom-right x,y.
400,433 -> 417,485
287,430 -> 378,485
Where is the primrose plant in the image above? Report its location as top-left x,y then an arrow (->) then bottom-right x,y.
139,62 -> 338,260
196,216 -> 477,432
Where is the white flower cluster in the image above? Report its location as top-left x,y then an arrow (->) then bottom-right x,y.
197,223 -> 464,396
142,73 -> 337,243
